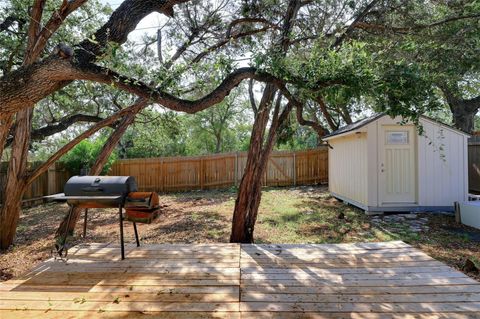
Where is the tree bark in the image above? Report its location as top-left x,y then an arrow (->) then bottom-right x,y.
0,108 -> 33,249
440,84 -> 479,133
230,88 -> 293,243
230,85 -> 277,243
0,114 -> 14,160
55,99 -> 147,238
339,104 -> 353,124
214,132 -> 222,153
315,95 -> 338,131
277,83 -> 330,144
451,105 -> 477,133
0,0 -> 93,249
230,0 -> 301,243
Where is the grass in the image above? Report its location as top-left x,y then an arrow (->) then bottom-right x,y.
191,186 -> 421,245
0,185 -> 479,281
133,186 -> 480,280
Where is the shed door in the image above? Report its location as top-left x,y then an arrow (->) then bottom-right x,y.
379,125 -> 416,204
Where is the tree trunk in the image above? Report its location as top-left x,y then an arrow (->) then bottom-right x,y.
0,108 -> 33,249
0,113 -> 14,161
55,99 -> 147,238
339,104 -> 353,124
230,0 -> 301,243
0,0 -> 61,249
0,182 -> 27,249
214,132 -> 222,153
230,85 -> 281,243
440,84 -> 479,134
315,96 -> 337,131
451,105 -> 477,133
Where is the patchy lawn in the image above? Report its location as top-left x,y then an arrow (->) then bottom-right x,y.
1,185 -> 479,281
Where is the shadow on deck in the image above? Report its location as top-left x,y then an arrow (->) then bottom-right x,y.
0,241 -> 479,318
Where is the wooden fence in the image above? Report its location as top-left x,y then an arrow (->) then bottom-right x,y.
110,148 -> 329,192
1,140 -> 477,201
469,136 -> 480,193
0,162 -> 71,205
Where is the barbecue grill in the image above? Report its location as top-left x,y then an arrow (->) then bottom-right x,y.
52,176 -> 159,260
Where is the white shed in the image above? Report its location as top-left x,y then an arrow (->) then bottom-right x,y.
323,114 -> 470,214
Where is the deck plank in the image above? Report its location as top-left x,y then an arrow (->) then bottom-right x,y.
238,313 -> 480,319
0,311 -> 240,319
0,241 -> 478,318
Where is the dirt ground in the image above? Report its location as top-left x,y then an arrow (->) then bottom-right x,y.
1,185 -> 479,282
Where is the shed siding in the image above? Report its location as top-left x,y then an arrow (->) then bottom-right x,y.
329,134 -> 368,206
366,121 -> 379,207
417,119 -> 468,206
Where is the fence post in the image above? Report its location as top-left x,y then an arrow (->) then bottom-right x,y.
200,157 -> 204,190
293,152 -> 296,186
264,157 -> 268,186
47,164 -> 54,195
161,159 -> 165,192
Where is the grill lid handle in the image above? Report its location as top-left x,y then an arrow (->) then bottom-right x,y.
81,186 -> 104,192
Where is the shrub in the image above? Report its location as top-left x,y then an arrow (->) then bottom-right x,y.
60,137 -> 118,175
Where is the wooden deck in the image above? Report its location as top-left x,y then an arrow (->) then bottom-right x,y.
0,241 -> 479,318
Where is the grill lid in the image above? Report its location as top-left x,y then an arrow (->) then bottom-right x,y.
64,176 -> 138,197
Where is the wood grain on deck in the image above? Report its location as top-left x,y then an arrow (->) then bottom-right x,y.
0,241 -> 478,318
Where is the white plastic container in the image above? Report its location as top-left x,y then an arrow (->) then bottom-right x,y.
459,201 -> 480,229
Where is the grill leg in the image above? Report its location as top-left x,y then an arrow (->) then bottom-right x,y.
83,209 -> 88,238
133,222 -> 140,247
119,205 -> 125,260
56,205 -> 74,258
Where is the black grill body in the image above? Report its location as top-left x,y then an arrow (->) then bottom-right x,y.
52,175 -> 141,260
64,176 -> 138,208
64,175 -> 138,197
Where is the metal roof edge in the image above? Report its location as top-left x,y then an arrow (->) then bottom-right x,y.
322,113 -> 385,140
322,113 -> 471,140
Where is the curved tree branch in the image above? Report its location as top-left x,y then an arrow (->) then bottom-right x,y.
276,83 -> 329,137
191,26 -> 273,64
439,83 -> 480,113
25,0 -> 47,61
353,13 -> 480,35
74,64 -> 277,114
26,99 -> 148,185
332,0 -> 380,48
315,95 -> 337,131
75,0 -> 189,65
29,0 -> 88,59
248,78 -> 258,115
5,114 -> 107,147
226,17 -> 279,38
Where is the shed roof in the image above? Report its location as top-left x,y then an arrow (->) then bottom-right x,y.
323,113 -> 469,140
